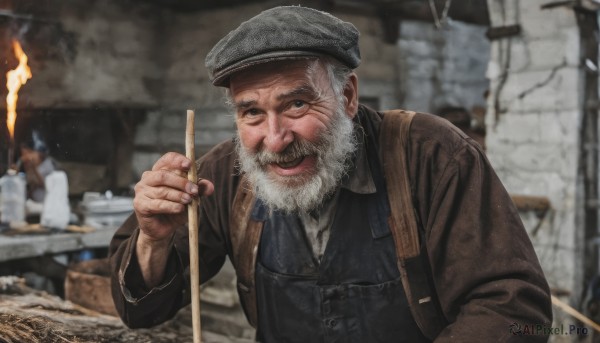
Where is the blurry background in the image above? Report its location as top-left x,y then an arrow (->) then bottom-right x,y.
0,0 -> 598,342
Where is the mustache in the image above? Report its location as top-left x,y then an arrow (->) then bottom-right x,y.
254,138 -> 324,166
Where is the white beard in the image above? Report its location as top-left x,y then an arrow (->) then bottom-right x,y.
235,104 -> 357,213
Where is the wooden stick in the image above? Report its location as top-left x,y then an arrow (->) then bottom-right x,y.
186,109 -> 202,343
551,295 -> 600,333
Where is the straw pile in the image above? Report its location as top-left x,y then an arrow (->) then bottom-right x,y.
0,276 -> 187,342
0,276 -> 252,342
0,312 -> 88,343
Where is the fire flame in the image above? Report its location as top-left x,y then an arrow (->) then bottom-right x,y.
6,40 -> 32,140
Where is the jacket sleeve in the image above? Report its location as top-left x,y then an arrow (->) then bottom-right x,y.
109,215 -> 188,328
109,153 -> 232,329
408,114 -> 553,342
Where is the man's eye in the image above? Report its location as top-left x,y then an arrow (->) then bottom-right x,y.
244,108 -> 260,116
292,100 -> 305,108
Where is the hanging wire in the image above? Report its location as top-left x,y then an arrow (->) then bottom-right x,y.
428,0 -> 453,29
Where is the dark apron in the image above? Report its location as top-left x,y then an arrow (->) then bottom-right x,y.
251,137 -> 429,343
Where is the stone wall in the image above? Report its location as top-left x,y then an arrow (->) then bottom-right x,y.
485,0 -> 584,337
0,0 -> 161,109
397,19 -> 490,114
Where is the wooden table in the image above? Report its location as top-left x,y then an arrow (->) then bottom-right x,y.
0,228 -> 116,262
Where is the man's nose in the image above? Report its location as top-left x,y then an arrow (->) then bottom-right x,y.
263,114 -> 293,153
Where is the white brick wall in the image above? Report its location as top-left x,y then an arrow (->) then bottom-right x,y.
486,0 -> 584,335
397,19 -> 490,113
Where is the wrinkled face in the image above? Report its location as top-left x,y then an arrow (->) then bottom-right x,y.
230,59 -> 358,213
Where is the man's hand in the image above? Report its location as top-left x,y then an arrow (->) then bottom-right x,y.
133,152 -> 214,287
134,152 -> 214,241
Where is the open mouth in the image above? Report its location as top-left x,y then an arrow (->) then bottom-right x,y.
275,156 -> 305,169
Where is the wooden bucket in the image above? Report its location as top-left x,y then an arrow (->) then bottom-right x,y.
64,257 -> 118,316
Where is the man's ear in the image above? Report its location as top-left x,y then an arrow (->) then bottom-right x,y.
343,73 -> 359,119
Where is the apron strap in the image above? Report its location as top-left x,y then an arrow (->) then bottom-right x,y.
230,175 -> 263,327
381,109 -> 447,340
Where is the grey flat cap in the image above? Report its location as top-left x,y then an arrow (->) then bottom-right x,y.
205,6 -> 361,87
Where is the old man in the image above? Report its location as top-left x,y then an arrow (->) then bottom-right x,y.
110,6 -> 552,342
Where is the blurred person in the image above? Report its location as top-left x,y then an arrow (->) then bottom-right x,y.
18,130 -> 56,202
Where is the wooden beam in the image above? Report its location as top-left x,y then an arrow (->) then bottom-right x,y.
144,0 -> 490,26
541,0 -> 577,10
511,194 -> 551,213
486,24 -> 522,40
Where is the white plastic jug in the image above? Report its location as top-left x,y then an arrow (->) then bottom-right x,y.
41,170 -> 70,229
0,170 -> 27,224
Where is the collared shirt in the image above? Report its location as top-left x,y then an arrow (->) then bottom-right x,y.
298,124 -> 376,261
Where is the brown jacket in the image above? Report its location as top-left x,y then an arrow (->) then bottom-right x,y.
110,105 -> 552,341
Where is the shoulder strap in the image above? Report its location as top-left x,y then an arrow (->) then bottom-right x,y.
381,109 -> 420,258
381,109 -> 447,339
230,175 -> 263,328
